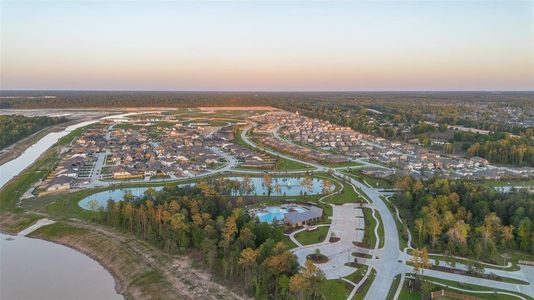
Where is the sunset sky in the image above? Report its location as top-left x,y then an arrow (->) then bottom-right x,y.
1,1 -> 533,91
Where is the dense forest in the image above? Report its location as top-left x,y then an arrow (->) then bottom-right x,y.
393,177 -> 534,262
0,114 -> 68,149
97,181 -> 326,299
458,131 -> 534,167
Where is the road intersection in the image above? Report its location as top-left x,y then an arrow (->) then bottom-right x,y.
239,123 -> 534,300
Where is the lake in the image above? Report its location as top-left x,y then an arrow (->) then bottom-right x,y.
79,176 -> 331,210
0,233 -> 122,300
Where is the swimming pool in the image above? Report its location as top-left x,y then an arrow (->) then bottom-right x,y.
254,206 -> 306,223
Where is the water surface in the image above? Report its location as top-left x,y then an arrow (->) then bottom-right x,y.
79,176 -> 331,210
0,233 -> 122,300
0,113 -> 133,189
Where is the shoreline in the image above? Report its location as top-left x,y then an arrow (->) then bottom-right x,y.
0,226 -> 127,299
20,220 -> 247,300
26,230 -> 128,299
0,122 -> 69,166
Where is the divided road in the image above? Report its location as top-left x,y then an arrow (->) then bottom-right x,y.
239,122 -> 534,300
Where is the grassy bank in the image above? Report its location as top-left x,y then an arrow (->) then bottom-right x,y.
0,123 -> 96,212
0,211 -> 42,234
29,221 -> 243,300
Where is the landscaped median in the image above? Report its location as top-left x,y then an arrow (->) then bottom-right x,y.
317,264 -> 375,300
382,195 -> 411,251
356,207 -> 384,249
399,275 -> 534,300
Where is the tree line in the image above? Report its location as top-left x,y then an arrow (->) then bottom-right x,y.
394,177 -> 534,263
97,181 -> 326,299
0,114 -> 68,149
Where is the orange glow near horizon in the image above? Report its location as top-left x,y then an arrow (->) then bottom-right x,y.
1,1 -> 533,90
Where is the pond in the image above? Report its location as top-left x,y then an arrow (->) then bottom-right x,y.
79,176 -> 332,210
226,176 -> 329,197
0,233 -> 122,300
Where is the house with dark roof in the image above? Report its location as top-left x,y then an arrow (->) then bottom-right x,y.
284,205 -> 323,228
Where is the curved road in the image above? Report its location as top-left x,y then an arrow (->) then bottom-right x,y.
239,123 -> 534,300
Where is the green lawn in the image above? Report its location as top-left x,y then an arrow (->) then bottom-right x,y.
0,212 -> 42,234
327,161 -> 363,168
0,149 -> 59,211
427,254 -> 520,272
352,267 -> 376,300
376,211 -> 385,249
275,157 -> 311,171
343,170 -> 393,189
361,207 -> 383,249
294,226 -> 330,245
398,276 -> 534,300
382,196 -> 409,251
386,274 -> 402,300
398,287 -> 420,300
317,279 -> 351,300
361,208 -> 376,248
281,234 -> 298,249
29,222 -> 89,238
482,179 -> 534,188
323,180 -> 365,205
345,264 -> 368,283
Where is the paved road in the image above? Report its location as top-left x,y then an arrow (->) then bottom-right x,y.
292,205 -> 365,279
239,121 -> 534,300
83,146 -> 238,189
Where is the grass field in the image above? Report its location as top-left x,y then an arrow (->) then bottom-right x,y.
317,279 -> 351,300
398,276 -> 534,300
323,179 -> 366,205
294,226 -> 330,245
343,169 -> 394,189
